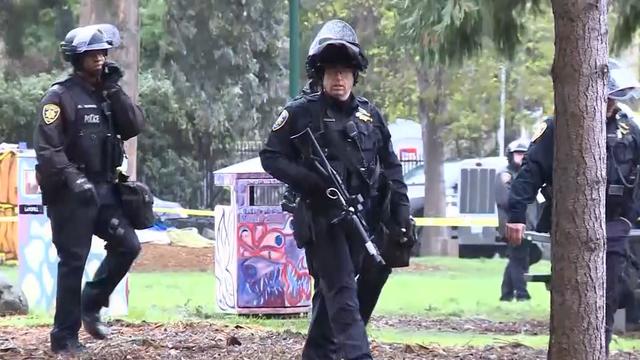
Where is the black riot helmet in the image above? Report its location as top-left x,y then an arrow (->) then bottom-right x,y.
608,58 -> 640,101
60,24 -> 121,67
305,20 -> 368,83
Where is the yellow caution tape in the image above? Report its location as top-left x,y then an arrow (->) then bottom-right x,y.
414,217 -> 498,227
153,207 -> 215,217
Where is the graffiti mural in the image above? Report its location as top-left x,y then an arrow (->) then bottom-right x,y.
213,160 -> 312,314
237,217 -> 311,308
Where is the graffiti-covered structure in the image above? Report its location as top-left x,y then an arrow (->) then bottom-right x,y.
213,157 -> 312,314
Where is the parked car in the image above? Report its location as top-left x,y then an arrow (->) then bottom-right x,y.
404,161 -> 462,219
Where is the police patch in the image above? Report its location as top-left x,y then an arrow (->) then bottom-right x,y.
272,110 -> 289,131
42,104 -> 61,124
531,121 -> 547,143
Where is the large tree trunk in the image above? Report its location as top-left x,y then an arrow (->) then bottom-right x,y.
549,0 -> 608,358
79,0 -> 140,180
417,65 -> 457,256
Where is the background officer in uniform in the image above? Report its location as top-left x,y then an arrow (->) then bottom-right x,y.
496,138 -> 540,301
34,24 -> 145,354
506,59 -> 640,352
260,19 -> 412,360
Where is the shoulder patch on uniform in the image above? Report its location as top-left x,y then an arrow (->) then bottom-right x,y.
272,109 -> 289,131
531,121 -> 547,143
500,172 -> 512,184
42,104 -> 61,124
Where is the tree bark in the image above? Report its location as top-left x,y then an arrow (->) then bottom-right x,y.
549,0 -> 608,358
79,0 -> 140,180
417,65 -> 457,256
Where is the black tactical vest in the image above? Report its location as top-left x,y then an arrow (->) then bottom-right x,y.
606,112 -> 640,219
55,77 -> 124,182
305,94 -> 381,198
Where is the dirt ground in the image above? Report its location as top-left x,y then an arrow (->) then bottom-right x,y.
130,244 -> 214,272
5,248 -> 637,359
1,321 -> 638,360
0,321 -> 542,360
128,243 -> 436,273
370,315 -> 549,336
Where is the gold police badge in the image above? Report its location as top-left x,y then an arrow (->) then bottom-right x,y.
355,107 -> 372,123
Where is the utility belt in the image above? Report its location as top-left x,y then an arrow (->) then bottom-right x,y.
606,184 -> 633,221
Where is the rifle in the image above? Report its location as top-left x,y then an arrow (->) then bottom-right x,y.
291,127 -> 386,265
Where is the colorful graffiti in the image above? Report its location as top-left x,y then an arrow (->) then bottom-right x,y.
237,218 -> 311,308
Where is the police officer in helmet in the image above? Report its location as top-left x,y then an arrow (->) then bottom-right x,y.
506,58 -> 640,352
496,138 -> 540,301
260,19 -> 412,360
34,24 -> 145,354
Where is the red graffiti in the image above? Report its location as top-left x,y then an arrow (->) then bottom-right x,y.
237,222 -> 291,261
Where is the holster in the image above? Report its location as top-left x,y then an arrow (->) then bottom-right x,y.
291,199 -> 315,249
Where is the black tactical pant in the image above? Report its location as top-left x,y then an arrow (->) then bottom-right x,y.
302,218 -> 374,360
606,248 -> 627,352
501,239 -> 531,300
48,185 -> 140,345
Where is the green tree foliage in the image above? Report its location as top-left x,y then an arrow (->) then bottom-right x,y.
0,71 -> 63,144
137,70 -> 203,206
0,0 -> 77,75
300,0 -> 418,121
163,0 -> 287,142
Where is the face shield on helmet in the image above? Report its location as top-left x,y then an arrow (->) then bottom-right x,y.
60,24 -> 121,62
305,20 -> 368,81
308,20 -> 361,59
608,59 -> 640,101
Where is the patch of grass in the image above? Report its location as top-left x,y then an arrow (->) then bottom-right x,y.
377,257 -> 551,321
0,265 -> 18,283
0,257 -> 552,325
370,328 -> 640,353
126,271 -> 216,322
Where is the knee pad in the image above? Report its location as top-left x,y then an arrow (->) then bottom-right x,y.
106,217 -> 141,258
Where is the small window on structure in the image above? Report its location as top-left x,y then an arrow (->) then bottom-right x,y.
248,184 -> 286,206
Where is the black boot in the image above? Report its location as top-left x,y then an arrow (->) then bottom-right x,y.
81,291 -> 110,340
51,335 -> 86,355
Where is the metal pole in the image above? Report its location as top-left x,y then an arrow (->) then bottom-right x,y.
498,64 -> 507,155
289,0 -> 300,98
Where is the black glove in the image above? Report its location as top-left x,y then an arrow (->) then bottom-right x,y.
68,176 -> 98,205
402,217 -> 418,248
102,61 -> 124,90
389,217 -> 417,248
